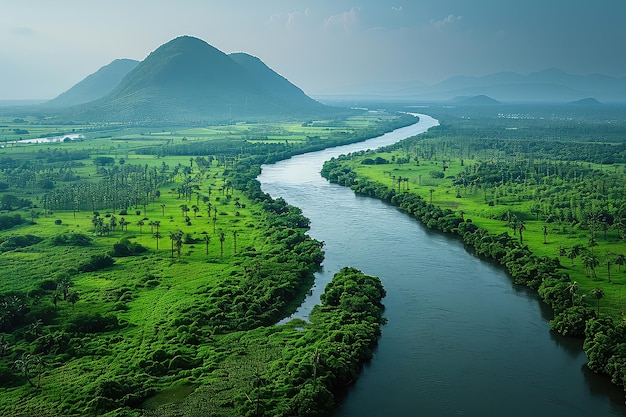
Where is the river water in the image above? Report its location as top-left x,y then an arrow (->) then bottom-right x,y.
258,114 -> 626,416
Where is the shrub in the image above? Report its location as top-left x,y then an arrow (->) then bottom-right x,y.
0,234 -> 43,253
77,254 -> 115,272
65,313 -> 119,334
110,238 -> 147,257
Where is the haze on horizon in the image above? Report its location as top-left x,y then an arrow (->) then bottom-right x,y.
1,0 -> 625,100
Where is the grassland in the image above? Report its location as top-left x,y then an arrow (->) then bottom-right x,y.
0,112 -> 405,416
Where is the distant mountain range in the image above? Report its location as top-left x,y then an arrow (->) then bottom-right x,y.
42,36 -> 338,123
315,68 -> 626,104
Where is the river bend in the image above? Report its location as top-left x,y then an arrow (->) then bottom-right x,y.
258,114 -> 625,416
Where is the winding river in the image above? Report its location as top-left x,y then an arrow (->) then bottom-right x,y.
258,115 -> 626,416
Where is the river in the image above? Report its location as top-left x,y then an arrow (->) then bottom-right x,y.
258,114 -> 626,416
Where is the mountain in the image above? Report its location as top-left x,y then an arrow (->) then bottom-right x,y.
68,36 -> 334,123
319,69 -> 626,103
454,95 -> 501,105
46,59 -> 139,107
569,97 -> 602,106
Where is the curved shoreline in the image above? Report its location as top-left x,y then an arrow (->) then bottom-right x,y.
259,114 -> 439,322
319,127 -> 626,406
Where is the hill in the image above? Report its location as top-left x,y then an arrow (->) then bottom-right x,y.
569,97 -> 602,105
45,59 -> 139,107
67,36 -> 335,123
454,95 -> 501,105
316,68 -> 626,104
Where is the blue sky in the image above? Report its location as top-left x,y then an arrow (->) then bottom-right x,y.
1,0 -> 625,99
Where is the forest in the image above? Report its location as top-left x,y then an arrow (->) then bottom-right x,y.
0,112 -> 410,416
321,103 -> 626,393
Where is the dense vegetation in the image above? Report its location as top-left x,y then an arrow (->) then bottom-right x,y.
0,112 -> 408,416
321,104 -> 626,393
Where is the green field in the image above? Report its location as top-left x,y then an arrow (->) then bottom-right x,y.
320,104 -> 626,394
0,113 -> 404,416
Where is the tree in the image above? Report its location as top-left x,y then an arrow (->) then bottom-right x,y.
160,204 -> 166,216
542,225 -> 548,244
566,280 -> 580,306
219,231 -> 226,258
590,287 -> 605,316
67,291 -> 79,308
204,234 -> 211,255
154,231 -> 162,249
582,254 -> 599,278
180,204 -> 189,218
57,276 -> 70,301
517,221 -> 526,245
137,220 -> 145,234
232,230 -> 239,254
175,230 -> 183,258
109,215 -> 117,231
615,254 -> 625,272
169,231 -> 178,258
13,353 -> 43,388
119,217 -> 128,232
568,244 -> 584,266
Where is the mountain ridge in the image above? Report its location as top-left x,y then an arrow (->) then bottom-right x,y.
51,36 -> 338,123
314,69 -> 626,103
46,59 -> 140,107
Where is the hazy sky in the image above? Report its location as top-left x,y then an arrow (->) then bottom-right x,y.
2,0 -> 625,99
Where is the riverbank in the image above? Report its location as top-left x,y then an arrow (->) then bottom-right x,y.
260,113 -> 624,416
320,112 -> 626,398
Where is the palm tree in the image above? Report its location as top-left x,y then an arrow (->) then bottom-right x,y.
542,225 -> 548,244
591,287 -> 605,316
175,231 -> 183,258
615,254 -> 626,272
589,254 -> 600,278
160,204 -> 166,216
429,188 -> 435,205
169,231 -> 178,258
152,220 -> 162,250
568,244 -> 584,266
154,231 -> 162,250
566,281 -> 579,306
232,230 -> 239,254
517,221 -> 526,244
137,220 -> 145,234
179,204 -> 187,218
204,234 -> 211,255
67,291 -> 79,308
109,215 -> 117,231
14,353 -> 43,388
219,231 -> 226,258
585,255 -> 593,277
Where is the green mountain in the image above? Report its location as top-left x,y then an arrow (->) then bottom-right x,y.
46,59 -> 139,107
70,36 -> 334,123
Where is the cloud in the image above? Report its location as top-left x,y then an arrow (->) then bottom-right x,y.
430,14 -> 462,29
323,7 -> 361,33
268,8 -> 313,31
11,27 -> 36,36
392,6 -> 403,12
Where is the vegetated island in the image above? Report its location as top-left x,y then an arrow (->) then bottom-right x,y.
321,103 -> 626,395
0,111 -> 412,416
